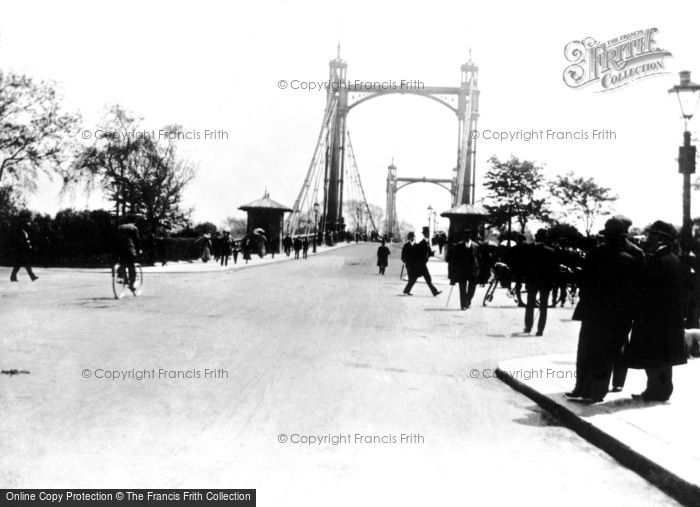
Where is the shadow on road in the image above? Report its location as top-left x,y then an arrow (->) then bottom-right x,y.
512,406 -> 563,428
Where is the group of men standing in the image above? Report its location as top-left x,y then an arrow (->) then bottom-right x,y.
568,217 -> 687,403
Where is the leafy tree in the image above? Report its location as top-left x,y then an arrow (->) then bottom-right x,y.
223,216 -> 247,237
483,156 -> 550,232
192,221 -> 218,237
0,185 -> 22,217
69,105 -> 194,234
549,172 -> 618,236
0,71 -> 79,195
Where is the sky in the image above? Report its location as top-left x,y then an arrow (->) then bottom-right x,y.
1,0 -> 699,234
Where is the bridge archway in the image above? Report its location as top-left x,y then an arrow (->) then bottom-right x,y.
385,164 -> 455,239
285,49 -> 480,238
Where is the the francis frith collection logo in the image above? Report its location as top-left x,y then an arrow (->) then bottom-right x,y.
563,28 -> 672,92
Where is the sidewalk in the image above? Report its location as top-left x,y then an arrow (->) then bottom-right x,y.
496,353 -> 700,506
17,241 -> 356,275
145,241 -> 356,274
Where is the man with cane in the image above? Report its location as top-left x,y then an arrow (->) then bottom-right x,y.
403,227 -> 442,297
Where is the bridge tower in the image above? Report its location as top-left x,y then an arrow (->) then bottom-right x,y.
323,45 -> 348,234
385,160 -> 398,238
455,54 -> 480,205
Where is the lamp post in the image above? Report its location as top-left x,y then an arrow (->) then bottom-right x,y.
669,70 -> 700,250
427,205 -> 433,239
427,204 -> 437,240
313,202 -> 319,253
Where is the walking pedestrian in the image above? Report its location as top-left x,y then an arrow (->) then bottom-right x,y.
232,240 -> 240,264
403,227 -> 442,297
10,221 -> 38,282
446,228 -> 480,310
302,236 -> 309,259
293,236 -> 302,259
283,235 -> 293,256
523,229 -> 558,336
376,239 -> 390,275
220,231 -> 233,266
624,221 -> 687,402
242,236 -> 251,264
201,233 -> 212,263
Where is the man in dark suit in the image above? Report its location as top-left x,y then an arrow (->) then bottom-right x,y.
624,220 -> 687,402
293,236 -> 302,259
523,229 -> 559,336
10,222 -> 38,282
117,217 -> 141,292
283,235 -> 293,256
609,215 -> 646,392
403,228 -> 442,297
302,236 -> 309,259
401,232 -> 416,290
566,217 -> 640,403
447,228 -> 480,309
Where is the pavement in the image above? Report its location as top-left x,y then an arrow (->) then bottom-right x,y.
91,241 -> 354,274
0,243 -> 687,506
496,348 -> 700,505
395,250 -> 700,505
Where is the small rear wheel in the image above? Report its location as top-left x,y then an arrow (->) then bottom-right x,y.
482,276 -> 498,306
132,264 -> 144,296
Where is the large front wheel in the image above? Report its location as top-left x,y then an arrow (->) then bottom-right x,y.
112,263 -> 144,299
112,263 -> 128,299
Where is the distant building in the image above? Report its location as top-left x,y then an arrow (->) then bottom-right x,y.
238,191 -> 292,255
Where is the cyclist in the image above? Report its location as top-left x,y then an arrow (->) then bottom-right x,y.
116,216 -> 142,292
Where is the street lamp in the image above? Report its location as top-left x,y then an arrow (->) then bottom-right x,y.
313,202 -> 319,253
427,204 -> 436,239
669,70 -> 700,249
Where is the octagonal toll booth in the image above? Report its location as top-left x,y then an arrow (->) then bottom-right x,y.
238,191 -> 292,255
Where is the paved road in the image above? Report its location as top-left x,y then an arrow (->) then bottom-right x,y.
0,244 -> 678,506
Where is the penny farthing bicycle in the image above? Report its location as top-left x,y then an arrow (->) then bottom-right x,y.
112,262 -> 144,299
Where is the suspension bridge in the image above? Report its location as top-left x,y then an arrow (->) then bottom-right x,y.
284,47 -> 480,239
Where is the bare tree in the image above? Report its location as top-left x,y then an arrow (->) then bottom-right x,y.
70,106 -> 195,233
0,71 -> 79,194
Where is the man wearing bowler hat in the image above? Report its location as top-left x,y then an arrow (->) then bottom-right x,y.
624,220 -> 687,402
403,227 -> 442,297
566,217 -> 640,403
